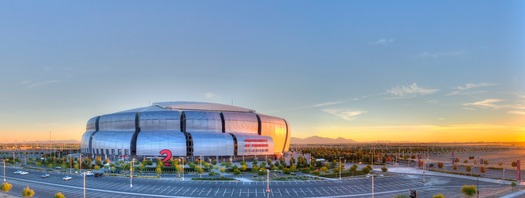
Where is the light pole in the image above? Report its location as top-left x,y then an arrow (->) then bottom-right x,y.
130,158 -> 134,188
266,169 -> 271,198
371,174 -> 374,198
83,171 -> 86,198
180,157 -> 185,181
79,154 -> 82,174
3,159 -> 6,181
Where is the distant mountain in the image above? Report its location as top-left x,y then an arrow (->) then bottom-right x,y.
291,136 -> 357,144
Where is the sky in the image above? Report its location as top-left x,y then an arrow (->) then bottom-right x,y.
0,1 -> 524,143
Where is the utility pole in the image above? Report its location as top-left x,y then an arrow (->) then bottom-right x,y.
3,159 -> 6,181
339,157 -> 343,180
266,169 -> 271,198
371,175 -> 374,198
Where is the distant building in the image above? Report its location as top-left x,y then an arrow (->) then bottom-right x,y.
80,101 -> 290,161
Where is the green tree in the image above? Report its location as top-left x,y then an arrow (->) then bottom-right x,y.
381,166 -> 388,173
258,168 -> 266,176
511,181 -> 517,190
139,163 -> 145,172
94,165 -> 100,170
35,161 -> 41,167
95,156 -> 102,166
53,192 -> 66,198
282,168 -> 291,175
21,186 -> 35,198
1,182 -> 13,198
290,164 -> 297,172
196,167 -> 204,175
320,166 -> 329,174
432,193 -> 445,198
461,185 -> 477,197
241,164 -> 247,172
209,171 -> 216,176
220,167 -> 226,173
156,166 -> 162,177
251,165 -> 259,173
361,167 -> 370,175
233,169 -> 241,175
349,164 -> 358,175
312,169 -> 320,176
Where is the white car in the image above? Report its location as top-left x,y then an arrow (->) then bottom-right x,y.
63,176 -> 73,181
86,171 -> 94,176
14,170 -> 23,174
20,171 -> 29,175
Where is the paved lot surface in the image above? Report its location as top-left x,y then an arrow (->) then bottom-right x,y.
1,166 -> 512,197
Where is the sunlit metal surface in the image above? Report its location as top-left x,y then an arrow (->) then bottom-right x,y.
222,112 -> 258,134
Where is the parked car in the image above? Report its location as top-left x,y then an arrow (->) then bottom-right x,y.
41,173 -> 50,178
14,170 -> 22,174
63,176 -> 73,181
20,171 -> 29,175
86,171 -> 94,176
94,173 -> 103,178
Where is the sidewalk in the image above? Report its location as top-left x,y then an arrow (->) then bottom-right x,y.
387,167 -> 513,185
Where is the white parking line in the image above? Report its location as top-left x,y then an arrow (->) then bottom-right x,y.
277,188 -> 282,196
231,189 -> 235,197
222,189 -> 228,197
285,188 -> 291,197
206,188 -> 212,196
239,189 -> 242,197
293,188 -> 299,196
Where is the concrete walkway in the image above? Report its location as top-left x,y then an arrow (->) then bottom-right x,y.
387,167 -> 514,185
500,190 -> 525,198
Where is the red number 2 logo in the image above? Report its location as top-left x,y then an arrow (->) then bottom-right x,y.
159,149 -> 172,166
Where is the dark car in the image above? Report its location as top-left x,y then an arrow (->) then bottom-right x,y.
94,173 -> 104,178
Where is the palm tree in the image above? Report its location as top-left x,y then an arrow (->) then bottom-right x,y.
1,182 -> 12,198
21,186 -> 35,197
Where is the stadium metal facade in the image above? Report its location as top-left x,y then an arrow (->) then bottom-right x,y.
80,102 -> 290,160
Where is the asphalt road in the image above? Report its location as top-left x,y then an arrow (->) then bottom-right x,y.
1,166 -> 511,198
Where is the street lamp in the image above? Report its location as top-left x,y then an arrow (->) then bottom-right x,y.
83,171 -> 86,198
130,158 -> 134,188
266,169 -> 271,198
180,157 -> 185,181
3,159 -> 6,181
371,174 -> 374,198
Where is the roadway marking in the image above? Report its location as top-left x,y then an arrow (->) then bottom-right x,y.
285,188 -> 291,197
222,189 -> 227,197
277,188 -> 282,196
231,189 -> 235,197
238,189 -> 242,197
206,188 -> 212,196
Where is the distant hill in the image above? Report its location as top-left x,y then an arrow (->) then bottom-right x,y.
291,136 -> 357,144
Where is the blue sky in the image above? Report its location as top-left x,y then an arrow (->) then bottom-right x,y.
0,1 -> 524,142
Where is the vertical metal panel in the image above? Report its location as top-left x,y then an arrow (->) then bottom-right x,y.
136,131 -> 186,156
222,112 -> 258,134
140,111 -> 181,131
190,132 -> 234,156
86,117 -> 97,132
185,111 -> 222,132
91,131 -> 134,154
259,114 -> 288,154
80,131 -> 94,153
98,112 -> 136,131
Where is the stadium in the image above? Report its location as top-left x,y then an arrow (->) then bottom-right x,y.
80,101 -> 290,161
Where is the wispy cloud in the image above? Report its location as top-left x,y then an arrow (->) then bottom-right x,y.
369,38 -> 395,46
386,83 -> 439,98
323,109 -> 367,121
508,111 -> 525,116
447,82 -> 497,96
463,99 -> 504,109
313,101 -> 343,107
421,50 -> 466,58
204,92 -> 221,99
21,80 -> 61,88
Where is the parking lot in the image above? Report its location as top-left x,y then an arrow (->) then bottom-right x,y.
2,166 -> 511,197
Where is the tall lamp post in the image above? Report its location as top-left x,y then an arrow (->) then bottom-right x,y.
130,158 -> 134,188
3,159 -> 6,181
83,171 -> 86,198
266,169 -> 271,198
